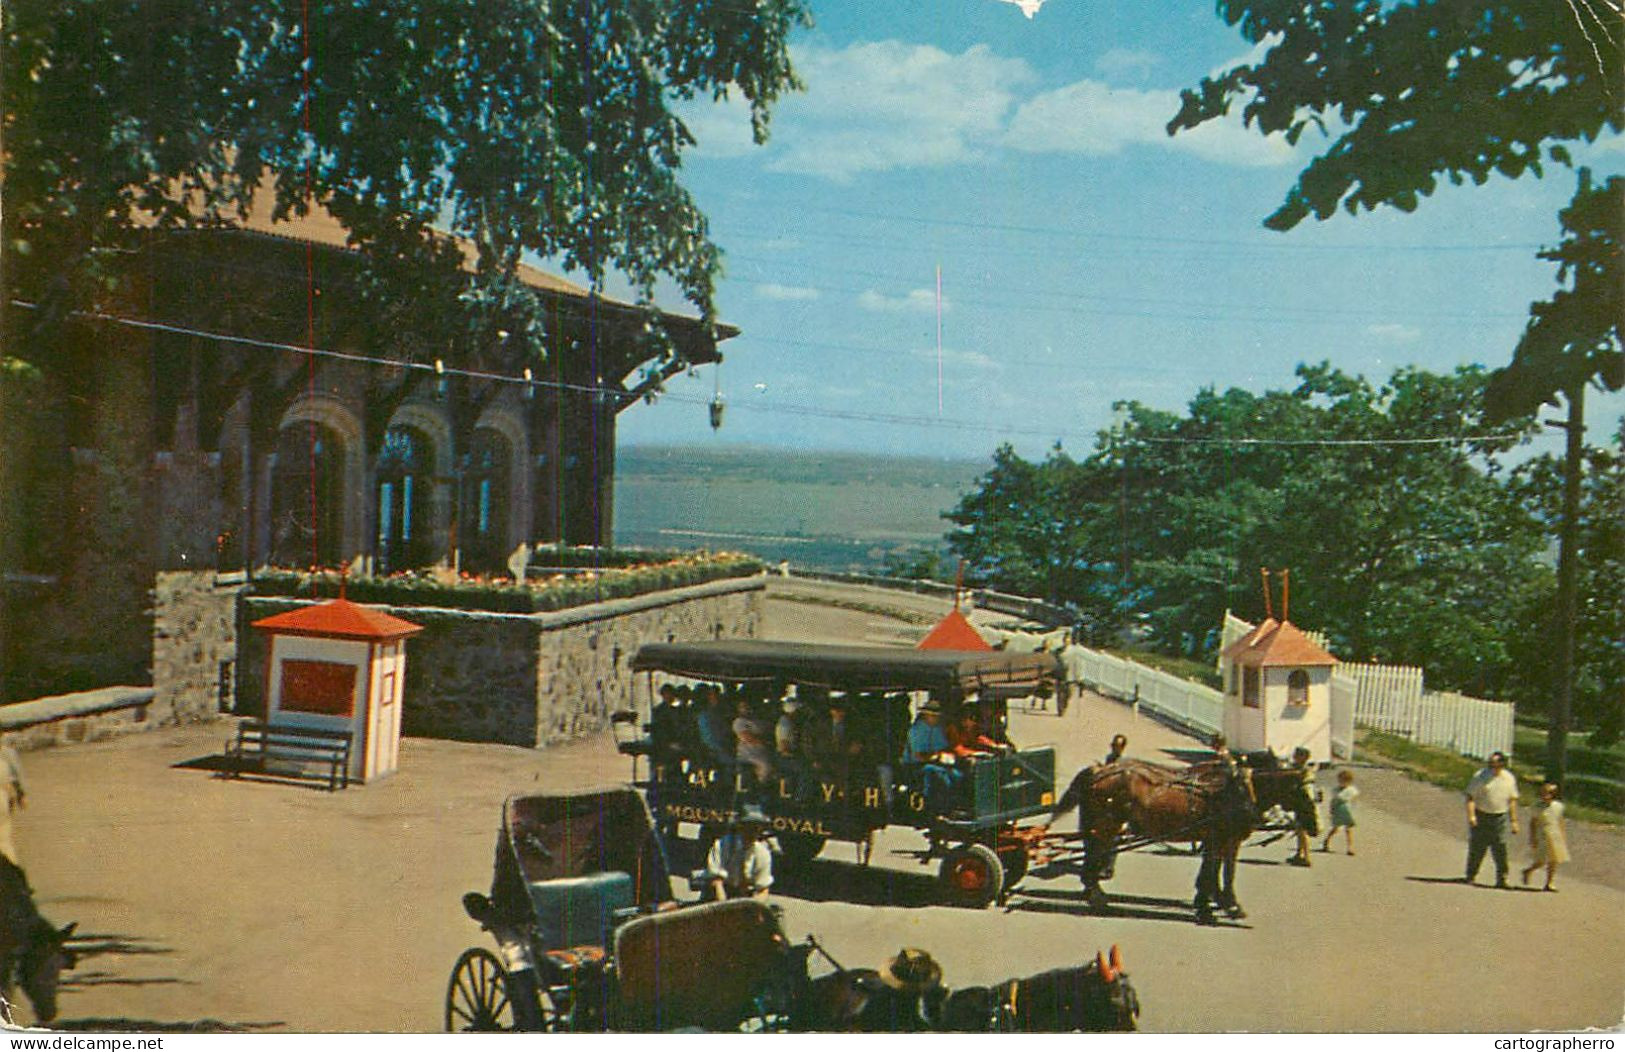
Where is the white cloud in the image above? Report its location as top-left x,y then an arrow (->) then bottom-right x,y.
763,41 -> 1036,182
681,38 -> 1300,178
1005,78 -> 1297,166
858,288 -> 944,313
1366,323 -> 1421,344
1094,48 -> 1160,82
755,283 -> 820,301
677,93 -> 759,158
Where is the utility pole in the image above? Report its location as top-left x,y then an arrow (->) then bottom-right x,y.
1546,383 -> 1585,789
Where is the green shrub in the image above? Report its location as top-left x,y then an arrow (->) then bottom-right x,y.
249,552 -> 764,614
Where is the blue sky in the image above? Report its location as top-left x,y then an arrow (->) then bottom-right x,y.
613,0 -> 1624,462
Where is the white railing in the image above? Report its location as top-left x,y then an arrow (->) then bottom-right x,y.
1416,690 -> 1517,760
1337,661 -> 1426,731
1062,645 -> 1225,738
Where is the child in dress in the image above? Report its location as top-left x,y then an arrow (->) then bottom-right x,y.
1320,768 -> 1358,855
1521,782 -> 1569,891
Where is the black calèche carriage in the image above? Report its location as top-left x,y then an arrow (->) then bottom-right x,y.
616,641 -> 1062,908
447,786 -> 801,1032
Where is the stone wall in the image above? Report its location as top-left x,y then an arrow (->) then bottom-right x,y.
0,687 -> 155,750
152,570 -> 246,725
237,575 -> 765,747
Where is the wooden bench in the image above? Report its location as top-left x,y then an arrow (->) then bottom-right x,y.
227,719 -> 353,791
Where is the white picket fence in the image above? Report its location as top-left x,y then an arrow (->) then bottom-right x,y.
1061,645 -> 1226,738
1224,612 -> 1514,760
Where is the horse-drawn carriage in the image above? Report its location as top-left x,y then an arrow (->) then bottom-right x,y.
618,641 -> 1062,908
615,638 -> 1317,923
447,785 -> 802,1032
445,784 -> 1141,1033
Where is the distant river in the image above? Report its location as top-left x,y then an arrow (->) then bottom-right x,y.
612,445 -> 984,572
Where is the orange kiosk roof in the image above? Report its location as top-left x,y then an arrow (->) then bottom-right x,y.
916,608 -> 992,651
251,598 -> 423,642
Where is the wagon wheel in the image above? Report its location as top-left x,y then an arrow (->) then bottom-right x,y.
995,842 -> 1029,887
445,948 -> 519,1032
939,843 -> 1004,908
774,831 -> 826,869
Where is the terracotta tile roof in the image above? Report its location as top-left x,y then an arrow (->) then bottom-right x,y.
916,609 -> 993,651
145,179 -> 736,335
251,598 -> 423,642
1225,619 -> 1336,667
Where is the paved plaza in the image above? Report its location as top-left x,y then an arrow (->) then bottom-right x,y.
7,589 -> 1623,1032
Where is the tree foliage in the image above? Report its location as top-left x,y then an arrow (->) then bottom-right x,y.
943,364 -> 1623,719
1169,0 -> 1623,231
2,0 -> 810,359
1486,171 -> 1624,419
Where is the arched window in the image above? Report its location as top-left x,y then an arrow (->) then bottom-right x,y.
460,429 -> 512,573
376,426 -> 435,572
1287,669 -> 1310,707
271,423 -> 345,568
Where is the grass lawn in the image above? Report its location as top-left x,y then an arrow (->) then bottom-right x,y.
1358,729 -> 1621,826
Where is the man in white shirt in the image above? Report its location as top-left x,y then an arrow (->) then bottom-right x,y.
1464,751 -> 1520,888
705,805 -> 775,901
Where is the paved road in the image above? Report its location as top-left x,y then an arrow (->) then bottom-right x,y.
7,587 -> 1622,1032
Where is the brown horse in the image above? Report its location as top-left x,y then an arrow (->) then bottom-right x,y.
1053,756 -> 1311,922
0,858 -> 77,1023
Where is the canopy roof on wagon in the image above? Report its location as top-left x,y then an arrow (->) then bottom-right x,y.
630,640 -> 1057,695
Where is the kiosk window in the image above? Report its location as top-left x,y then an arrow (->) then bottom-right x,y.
281,660 -> 357,717
1242,667 -> 1261,709
1287,669 -> 1310,707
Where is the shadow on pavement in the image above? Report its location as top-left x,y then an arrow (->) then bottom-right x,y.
771,857 -> 944,909
1005,888 -> 1250,928
50,1018 -> 284,1033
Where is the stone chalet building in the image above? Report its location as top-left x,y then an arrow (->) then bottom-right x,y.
0,194 -> 735,703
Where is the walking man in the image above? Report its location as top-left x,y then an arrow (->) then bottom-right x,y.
1464,751 -> 1519,888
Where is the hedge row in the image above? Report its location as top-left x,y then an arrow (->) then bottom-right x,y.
249,554 -> 764,614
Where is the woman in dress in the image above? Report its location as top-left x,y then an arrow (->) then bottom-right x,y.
1521,782 -> 1569,891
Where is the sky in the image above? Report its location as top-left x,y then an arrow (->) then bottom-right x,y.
612,0 -> 1624,462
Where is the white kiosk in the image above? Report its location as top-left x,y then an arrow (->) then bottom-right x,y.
1220,617 -> 1336,763
251,598 -> 423,783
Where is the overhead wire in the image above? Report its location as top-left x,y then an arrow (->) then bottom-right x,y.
12,299 -> 1529,449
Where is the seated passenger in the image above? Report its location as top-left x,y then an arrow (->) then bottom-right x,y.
947,706 -> 1003,757
694,685 -> 737,772
808,698 -> 863,776
733,698 -> 776,783
903,699 -> 962,815
775,697 -> 814,794
650,683 -> 686,766
704,806 -> 775,901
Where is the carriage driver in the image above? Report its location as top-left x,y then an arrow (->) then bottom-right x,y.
704,805 -> 775,901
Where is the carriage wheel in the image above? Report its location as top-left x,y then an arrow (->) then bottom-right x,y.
996,842 -> 1029,887
445,948 -> 519,1032
940,843 -> 1004,908
774,831 -> 826,869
